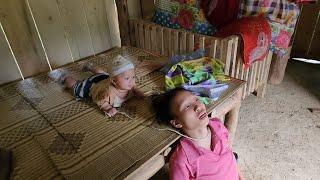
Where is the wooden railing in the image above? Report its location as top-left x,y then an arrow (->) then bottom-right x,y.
129,19 -> 273,98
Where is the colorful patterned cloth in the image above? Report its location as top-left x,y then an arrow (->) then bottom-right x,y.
165,57 -> 229,102
216,16 -> 271,68
152,0 -> 217,36
238,0 -> 300,57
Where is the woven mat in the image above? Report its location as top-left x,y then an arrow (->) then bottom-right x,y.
0,46 -> 244,179
0,47 -> 178,179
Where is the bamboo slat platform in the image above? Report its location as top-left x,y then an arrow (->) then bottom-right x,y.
0,46 -> 244,179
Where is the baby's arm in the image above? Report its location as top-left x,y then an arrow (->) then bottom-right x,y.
132,87 -> 147,98
98,101 -> 117,117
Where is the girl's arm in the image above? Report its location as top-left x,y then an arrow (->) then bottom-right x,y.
238,166 -> 244,180
169,162 -> 191,180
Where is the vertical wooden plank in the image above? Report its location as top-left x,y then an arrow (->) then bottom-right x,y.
260,55 -> 267,86
264,51 -> 273,84
213,39 -> 218,58
247,66 -> 254,95
262,54 -> 268,84
235,56 -> 241,79
144,23 -> 151,51
28,0 -> 72,68
239,57 -> 245,80
292,4 -> 320,58
235,39 -> 242,80
156,26 -> 164,55
251,63 -> 256,92
0,0 -> 49,77
209,40 -> 215,58
231,37 -> 238,77
104,0 -> 121,47
0,22 -> 23,84
150,25 -> 157,52
179,31 -> 186,54
173,30 -> 179,56
204,37 -> 212,56
138,21 -> 145,49
134,20 -> 140,48
186,33 -> 194,53
163,28 -> 172,57
129,20 -> 136,47
199,36 -> 205,50
243,67 -> 250,98
256,60 -> 262,87
57,0 -> 93,60
194,35 -> 200,51
115,0 -> 130,46
251,63 -> 258,92
250,63 -> 255,93
261,58 -> 267,86
256,61 -> 261,88
221,39 -> 233,76
308,13 -> 320,58
253,62 -> 259,91
220,39 -> 227,66
84,0 -> 112,52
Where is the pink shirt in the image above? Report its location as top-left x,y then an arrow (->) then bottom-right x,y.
169,118 -> 239,180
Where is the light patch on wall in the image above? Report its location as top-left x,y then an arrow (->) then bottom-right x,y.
292,58 -> 320,64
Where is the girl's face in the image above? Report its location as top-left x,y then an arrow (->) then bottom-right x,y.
112,69 -> 136,90
170,90 -> 209,131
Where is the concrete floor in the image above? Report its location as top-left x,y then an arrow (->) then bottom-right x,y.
234,60 -> 320,180
151,60 -> 320,180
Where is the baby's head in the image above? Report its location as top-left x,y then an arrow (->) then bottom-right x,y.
152,88 -> 209,132
109,55 -> 135,90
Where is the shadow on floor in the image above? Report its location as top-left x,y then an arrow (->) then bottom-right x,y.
286,60 -> 320,100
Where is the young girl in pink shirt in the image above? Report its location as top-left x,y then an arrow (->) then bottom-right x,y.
152,88 -> 242,180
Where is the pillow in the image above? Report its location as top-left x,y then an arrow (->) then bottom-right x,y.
152,0 -> 217,36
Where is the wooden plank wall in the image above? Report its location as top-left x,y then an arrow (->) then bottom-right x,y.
0,22 -> 23,83
0,0 -> 120,85
292,4 -> 320,60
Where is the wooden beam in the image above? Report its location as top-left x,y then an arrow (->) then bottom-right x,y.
116,0 -> 131,46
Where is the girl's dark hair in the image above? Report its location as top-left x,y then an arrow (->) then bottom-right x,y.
151,87 -> 186,123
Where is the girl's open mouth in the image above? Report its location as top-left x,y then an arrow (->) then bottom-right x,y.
199,112 -> 207,120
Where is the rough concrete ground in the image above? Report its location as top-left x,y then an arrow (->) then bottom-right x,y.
233,60 -> 320,180
151,60 -> 320,180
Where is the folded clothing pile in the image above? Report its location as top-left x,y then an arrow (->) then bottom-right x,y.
165,56 -> 229,103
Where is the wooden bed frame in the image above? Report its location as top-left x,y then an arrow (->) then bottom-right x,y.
115,0 -> 273,99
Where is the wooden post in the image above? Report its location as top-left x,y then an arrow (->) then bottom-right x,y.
115,0 -> 131,46
268,46 -> 292,85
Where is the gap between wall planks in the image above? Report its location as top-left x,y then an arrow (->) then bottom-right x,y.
0,0 -> 119,84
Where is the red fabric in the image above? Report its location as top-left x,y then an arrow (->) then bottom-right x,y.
216,16 -> 271,68
200,0 -> 240,29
